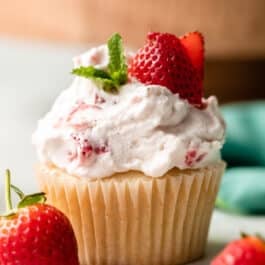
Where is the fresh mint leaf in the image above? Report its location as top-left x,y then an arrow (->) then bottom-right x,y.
72,33 -> 128,93
72,66 -> 111,79
94,78 -> 118,93
107,33 -> 127,84
72,66 -> 118,92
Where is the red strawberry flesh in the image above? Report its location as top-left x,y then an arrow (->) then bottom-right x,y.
128,32 -> 204,107
180,31 -> 204,73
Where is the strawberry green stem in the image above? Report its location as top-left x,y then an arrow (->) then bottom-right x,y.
5,169 -> 12,211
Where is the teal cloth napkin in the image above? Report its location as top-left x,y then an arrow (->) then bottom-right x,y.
216,102 -> 265,215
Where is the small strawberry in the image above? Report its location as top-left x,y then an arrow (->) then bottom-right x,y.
211,233 -> 265,265
0,170 -> 79,265
128,32 -> 204,107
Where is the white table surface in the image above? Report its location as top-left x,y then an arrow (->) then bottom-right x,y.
0,37 -> 264,265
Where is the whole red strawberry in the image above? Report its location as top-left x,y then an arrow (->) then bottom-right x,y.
128,31 -> 204,107
0,170 -> 79,265
211,234 -> 265,265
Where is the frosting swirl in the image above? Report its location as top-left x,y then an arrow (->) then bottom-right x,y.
33,45 -> 225,179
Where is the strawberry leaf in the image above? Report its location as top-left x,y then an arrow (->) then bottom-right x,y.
11,184 -> 25,200
17,192 -> 46,208
240,232 -> 249,238
1,210 -> 17,218
256,233 -> 265,243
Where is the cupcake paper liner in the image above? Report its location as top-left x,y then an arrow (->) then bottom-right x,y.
37,162 -> 225,265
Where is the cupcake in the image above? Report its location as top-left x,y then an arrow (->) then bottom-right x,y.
33,32 -> 225,265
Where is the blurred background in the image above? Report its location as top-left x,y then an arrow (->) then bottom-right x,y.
1,0 -> 265,102
0,1 -> 265,263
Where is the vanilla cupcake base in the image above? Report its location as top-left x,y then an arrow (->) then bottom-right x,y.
37,162 -> 225,265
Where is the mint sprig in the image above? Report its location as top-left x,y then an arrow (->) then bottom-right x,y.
72,33 -> 128,93
72,66 -> 116,92
107,33 -> 127,85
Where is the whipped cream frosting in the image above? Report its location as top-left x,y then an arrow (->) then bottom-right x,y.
33,45 -> 225,179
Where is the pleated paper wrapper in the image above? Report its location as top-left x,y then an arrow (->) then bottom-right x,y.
37,162 -> 225,265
